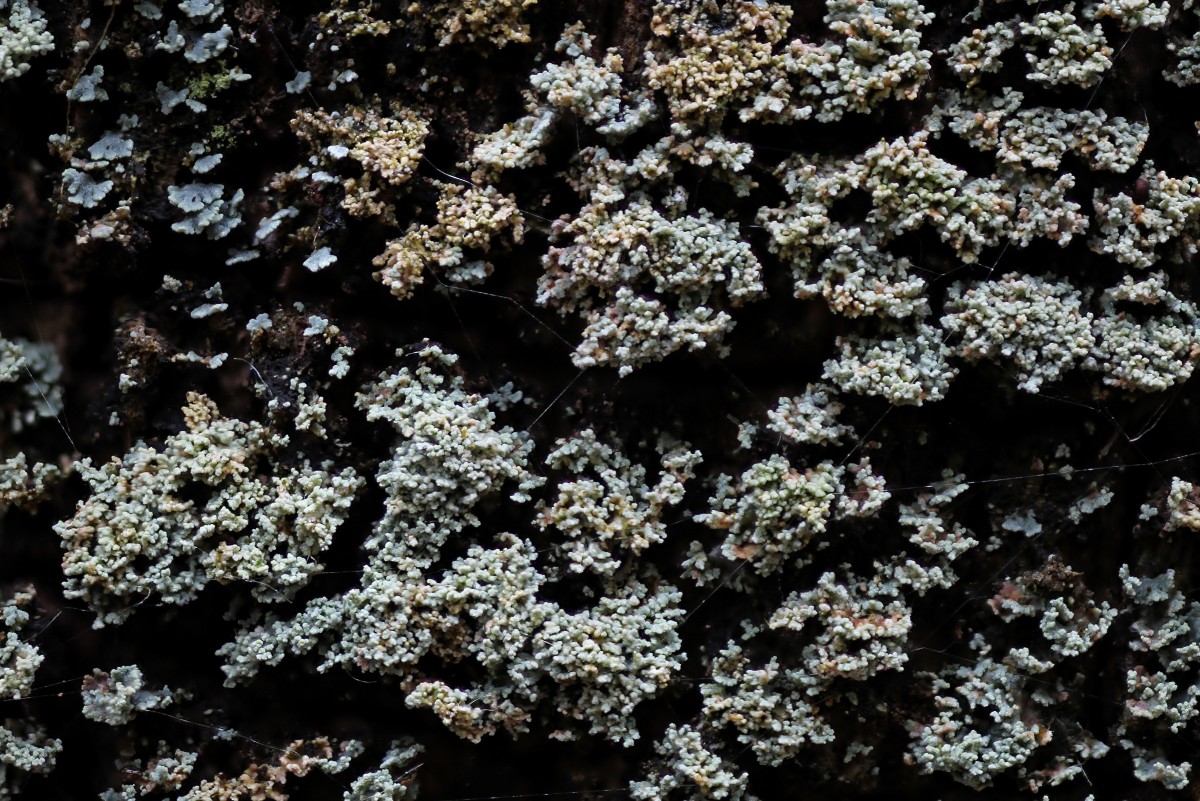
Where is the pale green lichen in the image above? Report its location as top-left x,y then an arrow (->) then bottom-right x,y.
1020,6 -> 1112,88
934,88 -> 1148,174
768,569 -> 913,681
0,454 -> 60,513
56,392 -> 364,626
540,195 -> 764,375
1090,168 -> 1200,268
1086,274 -> 1200,392
860,133 -> 1013,262
344,740 -> 422,801
697,455 -> 843,576
630,724 -> 754,801
908,656 -> 1049,789
0,587 -> 61,795
824,322 -> 957,406
946,21 -> 1015,86
764,383 -> 853,447
700,642 -> 835,766
790,227 -> 929,319
535,429 -> 701,575
0,337 -> 63,433
942,273 -> 1094,393
0,1 -> 52,82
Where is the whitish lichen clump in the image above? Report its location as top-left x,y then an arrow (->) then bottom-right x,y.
0,1 -> 52,82
541,196 -> 764,374
0,336 -> 63,433
824,322 -> 957,406
763,384 -> 853,447
81,665 -> 175,726
0,588 -> 61,795
56,392 -> 363,626
535,429 -> 701,575
698,455 -> 843,576
942,273 -> 1094,393
908,656 -> 1050,789
216,345 -> 689,748
630,724 -> 753,801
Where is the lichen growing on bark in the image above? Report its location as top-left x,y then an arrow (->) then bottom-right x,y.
6,0 -> 1200,798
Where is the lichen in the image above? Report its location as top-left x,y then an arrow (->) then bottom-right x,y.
81,665 -> 175,726
942,273 -> 1094,393
18,0 -> 1200,796
824,322 -> 957,406
630,724 -> 753,801
0,1 -> 52,82
535,429 -> 701,575
0,587 -> 61,794
56,392 -> 364,626
540,196 -> 764,374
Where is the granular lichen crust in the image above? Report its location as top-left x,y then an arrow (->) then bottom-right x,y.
56,393 -> 363,626
12,0 -> 1200,797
